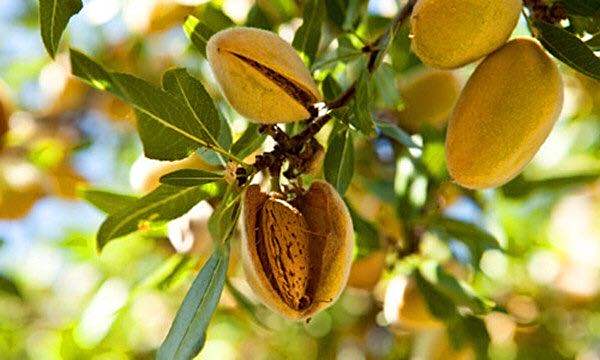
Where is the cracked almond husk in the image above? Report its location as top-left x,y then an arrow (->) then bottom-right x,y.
241,180 -> 354,320
206,27 -> 322,124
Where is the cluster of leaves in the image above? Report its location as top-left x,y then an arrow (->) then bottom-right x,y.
33,0 -> 600,359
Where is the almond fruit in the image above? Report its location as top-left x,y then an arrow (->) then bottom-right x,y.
207,27 -> 322,124
241,180 -> 354,320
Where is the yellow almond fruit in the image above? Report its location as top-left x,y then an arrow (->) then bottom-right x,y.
396,68 -> 461,133
241,180 -> 354,320
207,27 -> 322,124
446,38 -> 563,189
410,0 -> 522,69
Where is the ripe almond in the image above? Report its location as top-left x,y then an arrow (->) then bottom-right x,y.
207,27 -> 322,124
241,180 -> 354,320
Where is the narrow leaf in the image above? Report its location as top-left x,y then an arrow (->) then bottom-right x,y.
39,0 -> 82,58
376,119 -> 420,149
157,245 -> 229,360
292,0 -> 325,65
80,188 -> 137,214
160,169 -> 224,187
183,16 -> 215,57
324,122 -> 354,195
534,20 -> 600,81
230,123 -> 266,159
352,69 -> 376,136
70,50 -> 222,160
97,183 -> 221,251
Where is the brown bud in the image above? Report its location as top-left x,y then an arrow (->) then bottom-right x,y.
207,27 -> 322,124
241,180 -> 354,320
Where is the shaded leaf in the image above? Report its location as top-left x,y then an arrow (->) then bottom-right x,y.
97,183 -> 221,251
429,216 -> 500,266
372,63 -> 401,108
324,122 -> 354,195
39,0 -> 82,58
80,188 -> 137,214
0,274 -> 22,299
534,20 -> 600,80
414,270 -> 456,321
352,69 -> 375,135
292,0 -> 325,65
245,4 -> 273,30
375,119 -> 420,149
419,261 -> 494,315
447,316 -> 491,360
502,172 -> 600,198
160,169 -> 224,187
157,245 -> 229,360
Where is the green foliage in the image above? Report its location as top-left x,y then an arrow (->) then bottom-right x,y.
159,169 -> 224,187
80,189 -> 137,214
38,0 -> 82,58
324,121 -> 354,195
157,245 -> 230,360
292,0 -> 325,65
534,20 -> 600,80
97,183 -> 222,251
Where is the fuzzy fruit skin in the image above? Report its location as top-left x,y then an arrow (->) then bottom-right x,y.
396,68 -> 461,133
446,38 -> 563,189
410,0 -> 522,69
241,180 -> 354,320
207,27 -> 322,124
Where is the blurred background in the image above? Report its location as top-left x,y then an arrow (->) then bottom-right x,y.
1,0 -> 600,359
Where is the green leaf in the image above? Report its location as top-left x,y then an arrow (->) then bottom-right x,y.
414,270 -> 457,321
321,74 -> 342,101
183,16 -> 216,58
375,119 -> 420,149
419,261 -> 494,315
70,49 -> 223,161
324,0 -> 347,27
447,316 -> 491,360
352,69 -> 376,136
195,3 -> 235,33
230,123 -> 265,159
39,0 -> 82,58
0,274 -> 22,299
160,169 -> 224,187
324,122 -> 354,195
372,63 -> 401,108
292,0 -> 325,65
533,20 -> 600,81
97,183 -> 221,251
429,216 -> 500,266
245,4 -> 273,30
157,245 -> 229,360
557,0 -> 600,16
80,188 -> 137,214
208,184 -> 243,242
162,68 -> 221,147
502,172 -> 600,198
